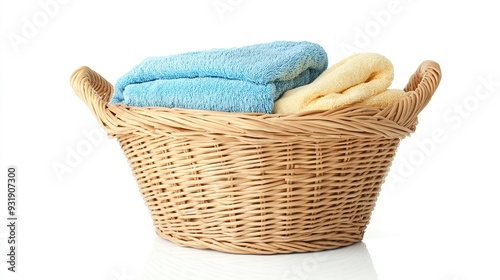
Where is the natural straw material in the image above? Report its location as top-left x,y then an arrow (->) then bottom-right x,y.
71,61 -> 441,254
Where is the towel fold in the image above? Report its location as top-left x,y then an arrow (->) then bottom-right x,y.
273,53 -> 410,114
110,41 -> 328,113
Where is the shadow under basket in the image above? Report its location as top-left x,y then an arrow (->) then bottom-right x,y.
70,61 -> 441,254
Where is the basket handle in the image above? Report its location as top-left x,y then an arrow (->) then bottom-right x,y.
378,60 -> 442,130
70,66 -> 115,133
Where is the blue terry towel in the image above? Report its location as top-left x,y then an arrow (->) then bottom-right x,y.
109,41 -> 328,113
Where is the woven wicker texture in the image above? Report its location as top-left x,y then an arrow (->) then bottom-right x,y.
71,60 -> 441,254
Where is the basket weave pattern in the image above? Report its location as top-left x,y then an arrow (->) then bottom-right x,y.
71,61 -> 441,254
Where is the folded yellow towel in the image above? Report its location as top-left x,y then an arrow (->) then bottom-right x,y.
273,53 -> 410,114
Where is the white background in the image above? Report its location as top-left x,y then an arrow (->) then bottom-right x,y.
1,0 -> 499,279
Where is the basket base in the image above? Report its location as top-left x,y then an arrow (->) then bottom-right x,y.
155,228 -> 364,255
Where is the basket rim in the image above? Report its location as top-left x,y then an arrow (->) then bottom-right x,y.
70,60 -> 441,138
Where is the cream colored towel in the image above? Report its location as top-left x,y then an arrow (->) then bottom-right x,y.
273,53 -> 410,114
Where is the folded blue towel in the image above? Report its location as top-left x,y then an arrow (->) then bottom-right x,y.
110,41 -> 328,113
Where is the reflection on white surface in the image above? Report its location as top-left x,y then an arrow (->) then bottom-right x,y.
142,238 -> 377,280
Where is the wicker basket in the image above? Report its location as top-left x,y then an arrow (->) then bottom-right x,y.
70,60 -> 441,254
